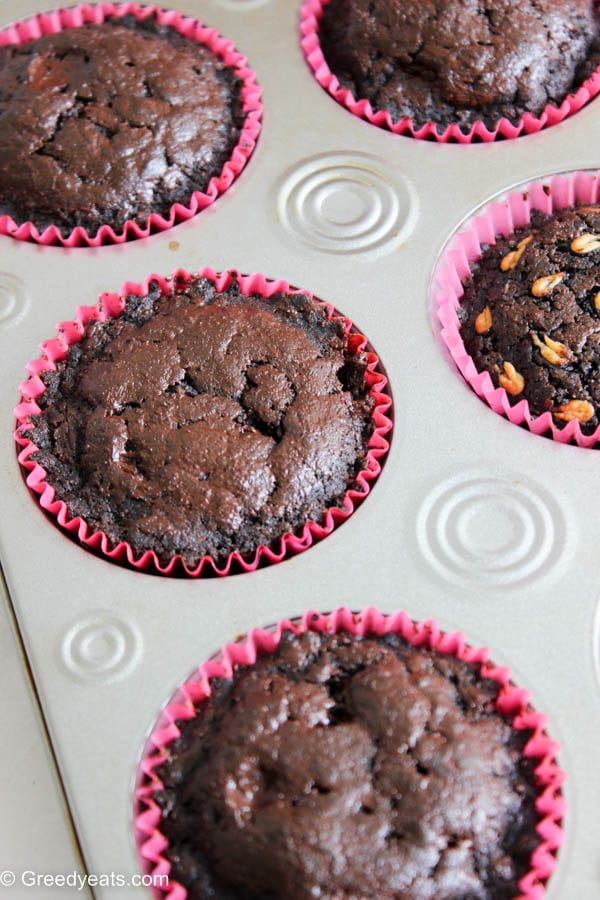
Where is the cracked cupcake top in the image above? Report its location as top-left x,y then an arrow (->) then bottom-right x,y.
0,15 -> 243,235
26,277 -> 374,567
459,206 -> 600,433
318,0 -> 600,130
155,629 -> 540,900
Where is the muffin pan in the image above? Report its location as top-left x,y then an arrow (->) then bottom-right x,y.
1,0 -> 600,897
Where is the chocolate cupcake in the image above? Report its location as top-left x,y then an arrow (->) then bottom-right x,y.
434,171 -> 600,447
135,608 -> 565,899
301,0 -> 600,141
460,206 -> 600,434
15,270 -> 391,575
0,5 -> 262,245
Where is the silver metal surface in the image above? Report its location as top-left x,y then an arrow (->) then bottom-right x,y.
0,0 -> 599,896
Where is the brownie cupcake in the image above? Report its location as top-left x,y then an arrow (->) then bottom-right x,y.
15,270 -> 391,575
0,5 -> 262,245
135,608 -> 565,899
301,0 -> 600,141
434,171 -> 600,447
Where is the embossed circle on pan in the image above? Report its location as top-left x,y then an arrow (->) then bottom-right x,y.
417,473 -> 566,587
61,613 -> 141,683
0,274 -> 29,326
277,153 -> 418,255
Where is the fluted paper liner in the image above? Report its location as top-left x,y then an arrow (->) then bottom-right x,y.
300,0 -> 600,143
433,170 -> 600,447
15,268 -> 392,576
0,3 -> 262,246
134,606 -> 566,899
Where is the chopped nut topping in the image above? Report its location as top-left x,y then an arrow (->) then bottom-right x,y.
530,331 -> 571,366
554,399 -> 595,423
531,272 -> 565,297
570,233 -> 600,254
498,362 -> 525,396
474,306 -> 492,334
575,206 -> 600,215
500,234 -> 533,271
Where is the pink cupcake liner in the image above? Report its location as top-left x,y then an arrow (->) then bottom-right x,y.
14,268 -> 392,576
0,3 -> 262,246
300,0 -> 600,143
433,169 -> 600,448
134,606 -> 566,899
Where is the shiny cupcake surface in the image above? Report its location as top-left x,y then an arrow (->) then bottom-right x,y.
154,629 -> 541,900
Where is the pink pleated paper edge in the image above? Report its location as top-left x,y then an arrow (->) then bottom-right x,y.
14,268 -> 392,577
434,169 -> 600,447
300,0 -> 600,143
0,3 -> 262,246
134,606 -> 566,900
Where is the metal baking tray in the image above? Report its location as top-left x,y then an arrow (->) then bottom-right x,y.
0,0 -> 599,896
